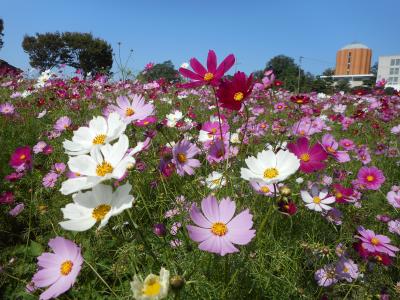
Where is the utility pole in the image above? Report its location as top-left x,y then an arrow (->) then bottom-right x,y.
297,56 -> 304,93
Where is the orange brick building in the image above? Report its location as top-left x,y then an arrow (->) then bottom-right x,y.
335,43 -> 372,75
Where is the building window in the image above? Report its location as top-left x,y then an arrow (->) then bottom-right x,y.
395,68 -> 400,75
391,59 -> 395,66
388,77 -> 393,84
393,77 -> 399,84
396,59 -> 400,66
390,68 -> 394,75
347,52 -> 352,63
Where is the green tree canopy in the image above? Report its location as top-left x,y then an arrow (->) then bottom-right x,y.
265,55 -> 305,91
0,19 -> 4,50
22,32 -> 113,75
138,60 -> 180,83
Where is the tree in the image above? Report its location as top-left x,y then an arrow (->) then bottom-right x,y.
265,55 -> 305,92
22,32 -> 113,75
336,79 -> 350,92
362,62 -> 378,88
138,60 -> 180,83
0,19 -> 4,50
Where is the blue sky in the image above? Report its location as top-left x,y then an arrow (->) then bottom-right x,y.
1,0 -> 399,76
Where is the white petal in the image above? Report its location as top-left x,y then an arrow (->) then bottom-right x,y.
59,218 -> 96,232
68,155 -> 97,176
301,191 -> 313,203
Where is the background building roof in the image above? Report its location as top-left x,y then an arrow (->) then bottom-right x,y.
340,43 -> 369,50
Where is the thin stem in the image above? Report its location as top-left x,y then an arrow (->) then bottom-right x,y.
84,259 -> 118,298
238,103 -> 250,155
211,86 -> 225,152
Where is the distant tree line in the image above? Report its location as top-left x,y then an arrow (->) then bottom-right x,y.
0,18 -> 4,51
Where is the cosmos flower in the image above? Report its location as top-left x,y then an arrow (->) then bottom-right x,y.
0,102 -> 15,115
356,166 -> 385,190
187,196 -> 255,256
205,171 -> 226,190
0,191 -> 14,205
110,95 -> 155,123
387,188 -> 400,208
301,185 -> 335,212
287,137 -> 327,173
130,267 -> 170,300
54,116 -> 72,132
179,50 -> 235,88
9,146 -> 32,171
314,264 -> 338,287
59,183 -> 134,231
356,226 -> 399,257
31,237 -> 83,300
241,149 -> 300,184
216,71 -> 254,111
249,181 -> 276,196
60,135 -> 139,195
42,172 -> 59,188
335,257 -> 359,282
165,110 -> 183,127
388,219 -> 400,236
33,141 -> 48,154
171,140 -> 201,176
63,112 -> 126,156
290,95 -> 310,105
332,184 -> 354,203
321,134 -> 350,163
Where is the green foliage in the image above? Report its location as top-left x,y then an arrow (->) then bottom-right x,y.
22,32 -> 113,75
335,79 -> 351,92
265,55 -> 303,91
0,19 -> 4,50
137,60 -> 180,83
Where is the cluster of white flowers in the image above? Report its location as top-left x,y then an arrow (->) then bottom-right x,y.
59,112 -> 145,232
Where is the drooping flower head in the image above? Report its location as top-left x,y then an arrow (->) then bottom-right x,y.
59,183 -> 134,231
187,196 -> 255,256
110,95 -> 155,123
332,184 -> 354,203
356,166 -> 385,190
179,50 -> 235,88
321,134 -> 350,163
54,116 -> 72,132
241,149 -> 300,185
171,140 -> 201,176
130,267 -> 170,300
216,71 -> 254,111
31,237 -> 83,300
287,137 -> 327,173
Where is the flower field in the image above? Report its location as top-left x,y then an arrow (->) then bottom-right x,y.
1,50 -> 400,299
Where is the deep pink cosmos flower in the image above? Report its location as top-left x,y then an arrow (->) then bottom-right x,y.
357,166 -> 385,190
31,237 -> 83,300
332,184 -> 354,203
172,140 -> 201,176
0,191 -> 15,205
179,50 -> 235,88
187,196 -> 255,256
321,134 -> 350,163
9,146 -> 32,170
287,137 -> 327,173
356,226 -> 399,257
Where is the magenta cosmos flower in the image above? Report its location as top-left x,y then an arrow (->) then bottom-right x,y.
32,237 -> 83,300
9,146 -> 32,170
287,137 -> 327,173
110,94 -> 154,123
172,140 -> 201,176
357,166 -> 385,190
179,50 -> 235,88
186,196 -> 255,256
356,226 -> 399,257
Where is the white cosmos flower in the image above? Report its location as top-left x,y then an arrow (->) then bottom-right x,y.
60,134 -> 137,195
166,111 -> 183,127
301,185 -> 336,212
59,183 -> 134,231
63,112 -> 126,156
131,267 -> 170,300
230,132 -> 240,144
205,171 -> 226,190
241,149 -> 300,184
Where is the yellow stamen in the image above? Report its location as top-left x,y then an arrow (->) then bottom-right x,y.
60,260 -> 73,276
211,222 -> 228,236
142,277 -> 161,296
300,153 -> 310,162
371,237 -> 380,245
92,204 -> 111,221
212,178 -> 221,185
326,146 -> 336,153
20,154 -> 26,160
96,161 -> 113,177
313,196 -> 321,204
260,186 -> 270,193
336,192 -> 343,199
233,92 -> 244,101
366,175 -> 374,182
125,107 -> 135,116
263,168 -> 279,179
92,134 -> 107,145
177,153 -> 187,163
203,72 -> 214,81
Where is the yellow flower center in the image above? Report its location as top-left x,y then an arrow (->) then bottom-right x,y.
313,196 -> 321,204
261,186 -> 270,193
233,92 -> 244,101
296,99 -> 303,104
343,266 -> 349,273
203,72 -> 214,81
126,107 -> 135,116
20,154 -> 26,160
326,146 -> 336,153
366,175 -> 374,182
260,123 -> 267,129
75,172 -> 81,177
211,222 -> 228,236
142,277 -> 161,296
92,134 -> 107,145
336,192 -> 343,199
177,153 -> 187,163
96,161 -> 114,176
263,168 -> 279,179
92,204 -> 111,221
212,178 -> 221,185
371,237 -> 380,245
300,153 -> 310,162
211,128 -> 217,134
60,260 -> 73,276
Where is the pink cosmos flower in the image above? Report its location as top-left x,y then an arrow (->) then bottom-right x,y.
110,95 -> 154,123
187,196 -> 255,256
53,163 -> 66,174
356,226 -> 399,257
9,203 -> 24,216
356,166 -> 385,190
179,50 -> 235,88
134,116 -> 157,127
54,116 -> 71,132
9,146 -> 32,170
42,172 -> 59,188
0,191 -> 14,205
287,137 -> 327,173
31,237 -> 83,300
387,189 -> 400,208
339,139 -> 355,151
33,141 -> 48,154
321,134 -> 350,163
172,140 -> 201,176
0,102 -> 15,115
